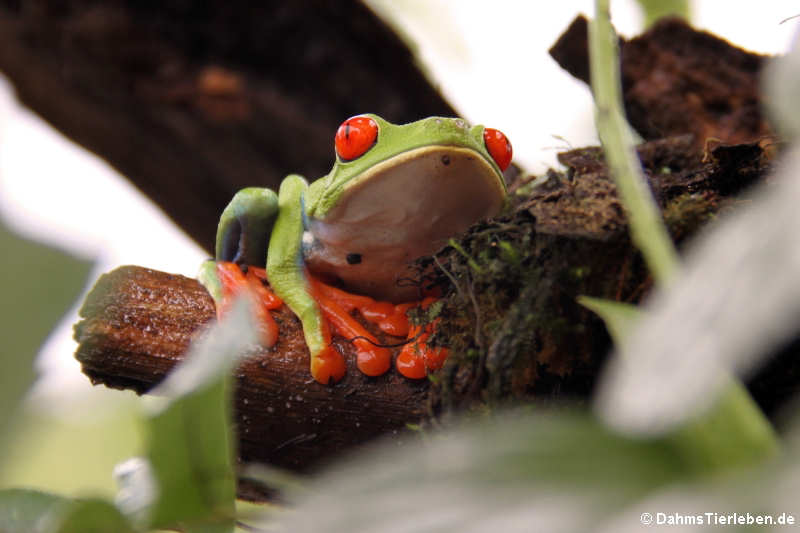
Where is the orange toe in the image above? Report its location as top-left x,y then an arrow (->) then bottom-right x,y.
396,347 -> 426,379
310,344 -> 347,385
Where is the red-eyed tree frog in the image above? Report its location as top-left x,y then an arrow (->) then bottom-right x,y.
199,114 -> 512,384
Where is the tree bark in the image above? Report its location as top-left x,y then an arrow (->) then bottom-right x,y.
73,265 -> 428,476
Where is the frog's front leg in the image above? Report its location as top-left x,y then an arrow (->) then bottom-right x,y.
199,182 -> 344,384
267,175 -> 346,384
199,187 -> 284,346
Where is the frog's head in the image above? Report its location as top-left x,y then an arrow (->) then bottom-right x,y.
305,114 -> 512,302
309,114 -> 511,217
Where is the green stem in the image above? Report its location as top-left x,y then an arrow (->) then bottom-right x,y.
635,0 -> 690,27
589,0 -> 680,286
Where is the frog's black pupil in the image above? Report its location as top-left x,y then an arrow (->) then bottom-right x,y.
441,155 -> 451,165
346,253 -> 362,265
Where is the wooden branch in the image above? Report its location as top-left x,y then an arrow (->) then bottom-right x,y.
73,266 -> 428,474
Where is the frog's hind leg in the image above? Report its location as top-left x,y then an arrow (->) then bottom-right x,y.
268,175 -> 346,384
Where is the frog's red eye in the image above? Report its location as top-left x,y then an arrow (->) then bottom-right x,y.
335,115 -> 378,161
483,127 -> 512,171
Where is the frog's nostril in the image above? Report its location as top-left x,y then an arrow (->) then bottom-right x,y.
346,253 -> 362,265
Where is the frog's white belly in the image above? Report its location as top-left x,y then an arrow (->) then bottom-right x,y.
304,145 -> 504,302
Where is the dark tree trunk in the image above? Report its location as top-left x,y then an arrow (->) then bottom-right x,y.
0,1 -> 456,252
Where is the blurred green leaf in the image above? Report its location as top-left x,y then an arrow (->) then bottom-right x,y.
764,36 -> 800,140
0,488 -> 66,533
577,296 -> 639,345
144,299 -> 258,532
635,0 -> 690,27
0,399 -> 142,497
53,498 -> 133,533
277,411 -> 700,532
0,490 -> 134,533
582,297 -> 778,471
0,300 -> 256,532
0,222 -> 91,446
146,379 -> 236,531
669,381 -> 779,473
593,148 -> 800,443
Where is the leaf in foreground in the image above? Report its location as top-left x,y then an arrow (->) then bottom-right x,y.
142,298 -> 258,532
577,296 -> 640,344
0,489 -> 135,533
596,34 -> 800,437
51,498 -> 134,533
581,297 -> 777,470
764,36 -> 800,140
277,411 -> 698,533
0,488 -> 66,533
0,222 -> 92,447
596,147 -> 800,436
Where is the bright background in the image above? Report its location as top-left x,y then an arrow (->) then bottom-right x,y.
0,0 -> 796,495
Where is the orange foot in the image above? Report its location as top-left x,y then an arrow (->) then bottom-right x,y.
395,298 -> 449,379
214,262 -> 448,381
310,277 -> 449,380
215,262 -> 282,347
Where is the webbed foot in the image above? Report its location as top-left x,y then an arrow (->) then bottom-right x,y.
395,297 -> 449,379
200,260 -> 282,347
199,261 -> 447,382
309,277 -> 448,379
